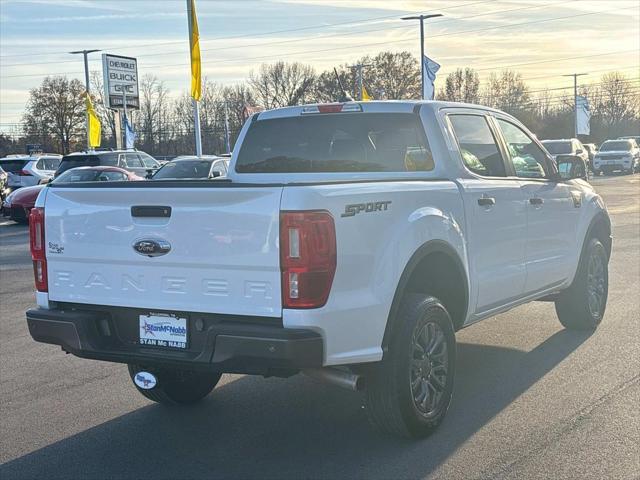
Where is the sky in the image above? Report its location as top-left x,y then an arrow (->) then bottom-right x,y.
0,0 -> 639,130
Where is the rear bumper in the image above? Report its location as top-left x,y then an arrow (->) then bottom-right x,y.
26,305 -> 323,375
595,161 -> 632,171
8,205 -> 29,222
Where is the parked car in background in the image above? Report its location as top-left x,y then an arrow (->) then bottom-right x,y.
151,155 -> 229,180
3,166 -> 141,223
54,150 -> 160,178
0,154 -> 61,189
594,139 -> 640,175
540,138 -> 589,176
618,135 -> 640,145
583,143 -> 598,168
0,166 -> 9,211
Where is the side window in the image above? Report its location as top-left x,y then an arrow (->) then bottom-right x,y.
496,119 -> 549,179
140,154 -> 158,168
449,114 -> 506,177
36,159 -> 46,170
98,171 -> 127,181
45,158 -> 60,170
125,153 -> 143,168
212,160 -> 227,176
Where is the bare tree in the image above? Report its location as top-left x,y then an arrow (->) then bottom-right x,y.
592,72 -> 639,129
138,75 -> 171,152
22,76 -> 86,154
313,66 -> 352,103
220,84 -> 257,150
249,61 -> 316,109
483,70 -> 531,113
438,68 -> 480,103
313,52 -> 420,103
367,51 -> 421,100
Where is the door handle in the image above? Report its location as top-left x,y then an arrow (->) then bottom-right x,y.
529,197 -> 544,205
477,197 -> 496,206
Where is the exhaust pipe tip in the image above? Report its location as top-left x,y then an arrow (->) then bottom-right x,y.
303,367 -> 364,392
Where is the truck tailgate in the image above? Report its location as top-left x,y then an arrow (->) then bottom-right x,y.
43,185 -> 283,317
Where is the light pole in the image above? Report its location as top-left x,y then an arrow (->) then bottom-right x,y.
348,63 -> 372,100
562,73 -> 588,138
402,14 -> 442,99
70,49 -> 101,150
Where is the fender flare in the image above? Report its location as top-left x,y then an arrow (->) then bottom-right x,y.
381,240 -> 469,352
578,210 -> 612,265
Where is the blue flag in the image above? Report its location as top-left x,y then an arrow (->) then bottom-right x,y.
124,113 -> 136,150
422,55 -> 441,100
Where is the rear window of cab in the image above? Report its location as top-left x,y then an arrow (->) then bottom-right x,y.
0,159 -> 28,173
235,113 -> 433,173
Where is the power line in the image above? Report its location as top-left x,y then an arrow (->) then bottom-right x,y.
2,4 -> 636,80
1,0 -> 576,68
0,0 -> 497,60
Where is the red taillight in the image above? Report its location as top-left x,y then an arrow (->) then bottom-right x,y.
280,211 -> 336,309
19,169 -> 32,176
318,104 -> 343,113
29,207 -> 47,292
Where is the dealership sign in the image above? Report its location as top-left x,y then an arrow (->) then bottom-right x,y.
102,53 -> 139,110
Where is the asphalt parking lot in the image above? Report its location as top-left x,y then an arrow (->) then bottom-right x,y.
1,175 -> 638,480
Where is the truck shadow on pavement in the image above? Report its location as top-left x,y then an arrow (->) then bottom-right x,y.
0,329 -> 591,480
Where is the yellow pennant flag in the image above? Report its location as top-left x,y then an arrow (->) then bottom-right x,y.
84,93 -> 101,148
189,0 -> 202,101
362,85 -> 372,101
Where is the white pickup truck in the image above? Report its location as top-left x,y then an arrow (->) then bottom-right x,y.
26,101 -> 611,438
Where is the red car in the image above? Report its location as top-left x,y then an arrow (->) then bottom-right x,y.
4,166 -> 141,224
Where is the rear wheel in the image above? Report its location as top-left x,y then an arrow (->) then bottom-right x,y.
365,295 -> 456,438
128,364 -> 221,405
555,238 -> 608,330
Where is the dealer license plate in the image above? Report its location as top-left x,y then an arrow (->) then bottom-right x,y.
139,313 -> 188,349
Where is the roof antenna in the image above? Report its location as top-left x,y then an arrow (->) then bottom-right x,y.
334,67 -> 354,102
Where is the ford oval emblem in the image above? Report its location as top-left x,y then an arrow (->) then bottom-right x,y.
134,371 -> 157,390
133,238 -> 171,257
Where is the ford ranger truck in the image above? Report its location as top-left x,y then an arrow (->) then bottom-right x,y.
26,101 -> 612,438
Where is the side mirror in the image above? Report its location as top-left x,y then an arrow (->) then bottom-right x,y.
145,168 -> 155,179
575,148 -> 583,154
556,154 -> 586,180
210,170 -> 221,178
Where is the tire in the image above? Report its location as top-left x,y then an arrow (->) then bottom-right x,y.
365,295 -> 456,438
128,364 -> 221,405
555,238 -> 608,330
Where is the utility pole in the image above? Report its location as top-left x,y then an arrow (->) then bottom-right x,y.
122,88 -> 129,149
348,63 -> 372,100
70,49 -> 101,151
401,14 -> 442,99
563,73 -> 588,138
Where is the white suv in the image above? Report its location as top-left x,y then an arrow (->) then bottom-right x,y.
0,154 -> 61,188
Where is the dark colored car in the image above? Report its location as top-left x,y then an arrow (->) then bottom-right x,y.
4,166 -> 141,223
55,150 -> 160,178
151,155 -> 228,180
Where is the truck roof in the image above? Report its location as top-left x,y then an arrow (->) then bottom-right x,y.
255,100 -> 504,121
